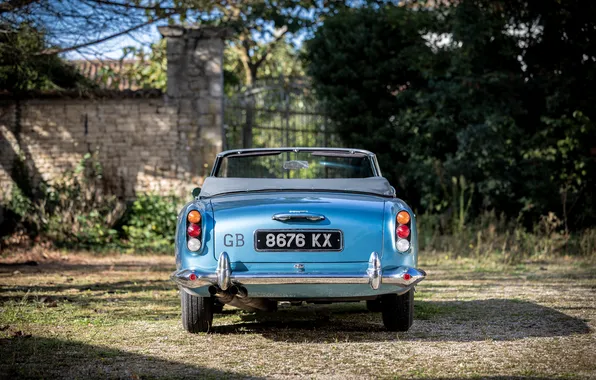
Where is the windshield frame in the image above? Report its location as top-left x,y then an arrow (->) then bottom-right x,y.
210,148 -> 382,178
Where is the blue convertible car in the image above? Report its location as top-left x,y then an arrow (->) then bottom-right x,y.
171,148 -> 426,332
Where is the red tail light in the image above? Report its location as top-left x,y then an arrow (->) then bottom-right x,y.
396,224 -> 410,239
187,223 -> 201,237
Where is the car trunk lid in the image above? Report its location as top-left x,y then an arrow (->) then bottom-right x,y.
210,192 -> 385,263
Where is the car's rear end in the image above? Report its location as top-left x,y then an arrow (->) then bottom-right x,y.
171,148 -> 425,333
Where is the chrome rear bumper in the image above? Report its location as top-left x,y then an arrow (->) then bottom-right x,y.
171,252 -> 426,291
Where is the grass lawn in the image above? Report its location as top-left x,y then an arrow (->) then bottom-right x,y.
1,251 -> 595,379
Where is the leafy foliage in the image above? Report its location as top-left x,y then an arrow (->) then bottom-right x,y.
1,153 -> 124,247
1,155 -> 182,251
97,39 -> 167,91
0,23 -> 93,91
121,193 -> 181,251
306,0 -> 596,230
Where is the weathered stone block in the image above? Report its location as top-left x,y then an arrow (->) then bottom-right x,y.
117,123 -> 135,132
189,78 -> 206,91
209,80 -> 223,97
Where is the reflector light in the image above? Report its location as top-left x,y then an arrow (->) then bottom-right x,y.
187,210 -> 201,224
403,273 -> 412,281
189,273 -> 197,281
396,224 -> 410,239
396,238 -> 410,252
187,223 -> 201,237
187,238 -> 202,251
397,211 -> 410,225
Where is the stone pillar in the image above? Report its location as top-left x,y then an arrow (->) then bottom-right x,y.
158,26 -> 229,181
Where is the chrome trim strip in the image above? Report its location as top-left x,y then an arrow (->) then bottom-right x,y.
272,213 -> 326,222
253,229 -> 344,252
170,268 -> 217,288
171,262 -> 426,290
212,148 -> 377,177
217,147 -> 375,158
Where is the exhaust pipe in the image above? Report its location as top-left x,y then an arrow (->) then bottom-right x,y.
213,286 -> 276,312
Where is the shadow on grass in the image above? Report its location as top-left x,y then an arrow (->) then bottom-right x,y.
0,335 -> 567,380
211,299 -> 591,343
0,261 -> 173,275
0,279 -> 180,322
0,279 -> 173,295
0,336 -> 260,379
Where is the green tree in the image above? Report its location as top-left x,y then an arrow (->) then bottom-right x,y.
307,0 -> 596,229
0,23 -> 92,91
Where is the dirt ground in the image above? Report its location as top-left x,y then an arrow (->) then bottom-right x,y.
0,251 -> 595,379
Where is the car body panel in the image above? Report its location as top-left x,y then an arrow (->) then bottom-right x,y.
210,192 -> 385,263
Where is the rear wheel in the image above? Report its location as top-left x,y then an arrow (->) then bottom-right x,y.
381,290 -> 414,331
181,291 -> 213,333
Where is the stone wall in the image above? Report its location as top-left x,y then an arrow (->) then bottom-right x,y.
0,95 -> 201,199
0,26 -> 227,204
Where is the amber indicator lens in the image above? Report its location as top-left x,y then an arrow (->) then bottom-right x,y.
187,210 -> 201,223
396,211 -> 410,225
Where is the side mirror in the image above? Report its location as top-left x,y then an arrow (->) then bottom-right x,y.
192,187 -> 201,198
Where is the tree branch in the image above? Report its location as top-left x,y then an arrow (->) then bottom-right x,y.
84,0 -> 185,12
0,0 -> 40,14
253,27 -> 289,71
37,16 -> 169,55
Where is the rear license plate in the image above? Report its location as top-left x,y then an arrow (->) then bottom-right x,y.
254,230 -> 343,252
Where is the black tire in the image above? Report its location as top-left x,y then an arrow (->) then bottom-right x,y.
213,298 -> 224,313
366,299 -> 383,312
181,291 -> 213,333
381,290 -> 414,332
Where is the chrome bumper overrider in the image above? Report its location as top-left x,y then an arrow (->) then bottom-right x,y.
171,252 -> 426,291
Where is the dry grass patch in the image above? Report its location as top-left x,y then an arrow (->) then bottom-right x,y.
1,251 -> 595,379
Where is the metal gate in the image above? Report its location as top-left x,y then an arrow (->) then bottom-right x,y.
224,77 -> 340,150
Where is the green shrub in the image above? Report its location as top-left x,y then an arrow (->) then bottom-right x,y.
3,185 -> 32,219
121,193 -> 183,252
1,154 -> 187,252
1,153 -> 124,248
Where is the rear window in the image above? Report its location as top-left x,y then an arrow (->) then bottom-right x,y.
215,151 -> 375,179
